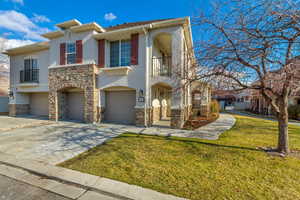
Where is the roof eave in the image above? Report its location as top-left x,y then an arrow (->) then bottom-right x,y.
56,19 -> 82,29
71,22 -> 106,33
41,30 -> 64,39
93,17 -> 187,39
3,42 -> 50,56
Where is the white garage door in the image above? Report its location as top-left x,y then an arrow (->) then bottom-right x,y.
30,93 -> 49,117
105,90 -> 136,124
67,92 -> 84,121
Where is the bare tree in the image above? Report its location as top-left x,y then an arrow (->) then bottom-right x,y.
191,0 -> 300,154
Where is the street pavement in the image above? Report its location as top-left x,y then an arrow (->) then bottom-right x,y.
0,174 -> 71,200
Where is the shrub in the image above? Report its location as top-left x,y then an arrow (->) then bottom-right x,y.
210,100 -> 220,114
288,105 -> 300,120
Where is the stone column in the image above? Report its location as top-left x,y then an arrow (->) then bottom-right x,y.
49,91 -> 58,121
84,87 -> 99,123
170,108 -> 184,129
135,107 -> 152,127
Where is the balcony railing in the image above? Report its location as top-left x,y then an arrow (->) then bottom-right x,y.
152,56 -> 172,77
20,69 -> 39,83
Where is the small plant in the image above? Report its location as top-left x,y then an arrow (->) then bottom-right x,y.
288,105 -> 300,120
210,100 -> 220,114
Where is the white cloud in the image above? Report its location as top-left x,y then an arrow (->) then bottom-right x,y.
32,13 -> 50,23
104,12 -> 117,21
0,37 -> 33,51
0,10 -> 50,40
0,37 -> 34,70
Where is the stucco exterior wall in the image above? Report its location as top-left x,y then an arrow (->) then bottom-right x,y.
9,49 -> 49,105
49,30 -> 98,67
97,33 -> 147,108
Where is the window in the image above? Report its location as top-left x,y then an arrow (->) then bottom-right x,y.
66,42 -> 76,64
110,40 -> 131,67
24,58 -> 37,70
22,58 -> 38,82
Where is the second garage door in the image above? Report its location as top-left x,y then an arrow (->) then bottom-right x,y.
30,93 -> 49,117
105,90 -> 136,124
67,92 -> 84,121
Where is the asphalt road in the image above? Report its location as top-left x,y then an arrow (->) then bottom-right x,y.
0,175 -> 71,200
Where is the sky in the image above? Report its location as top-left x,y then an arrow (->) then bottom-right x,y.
0,0 -> 211,49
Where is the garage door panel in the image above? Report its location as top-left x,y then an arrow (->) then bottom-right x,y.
105,91 -> 136,124
30,93 -> 49,117
67,92 -> 84,121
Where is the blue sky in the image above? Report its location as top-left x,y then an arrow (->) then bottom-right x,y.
0,0 -> 211,46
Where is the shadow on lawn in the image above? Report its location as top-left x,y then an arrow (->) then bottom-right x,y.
119,133 -> 263,153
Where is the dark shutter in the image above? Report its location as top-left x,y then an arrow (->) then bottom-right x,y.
98,39 -> 105,68
131,33 -> 139,65
60,43 -> 66,65
76,40 -> 83,63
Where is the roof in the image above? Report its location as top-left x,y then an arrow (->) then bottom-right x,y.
4,17 -> 192,56
105,18 -> 174,31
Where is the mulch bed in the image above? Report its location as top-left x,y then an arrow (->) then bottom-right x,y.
183,113 -> 219,130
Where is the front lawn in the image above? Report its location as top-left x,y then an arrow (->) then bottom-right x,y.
59,115 -> 300,200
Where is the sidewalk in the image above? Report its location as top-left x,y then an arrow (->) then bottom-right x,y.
98,113 -> 236,140
230,110 -> 300,127
0,152 -> 185,200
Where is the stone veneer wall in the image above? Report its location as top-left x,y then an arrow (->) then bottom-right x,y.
9,104 -> 29,116
135,108 -> 152,127
170,108 -> 184,129
49,64 -> 99,123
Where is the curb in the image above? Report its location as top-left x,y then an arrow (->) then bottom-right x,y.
0,152 -> 185,200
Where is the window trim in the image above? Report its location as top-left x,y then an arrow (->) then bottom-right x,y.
110,39 -> 131,67
66,42 -> 76,64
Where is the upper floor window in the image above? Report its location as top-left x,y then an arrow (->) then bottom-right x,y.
21,58 -> 38,83
66,42 -> 76,64
110,40 -> 131,67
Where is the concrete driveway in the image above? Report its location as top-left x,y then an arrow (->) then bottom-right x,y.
0,117 -> 123,165
0,115 -> 53,132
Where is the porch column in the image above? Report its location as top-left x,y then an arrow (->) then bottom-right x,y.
170,28 -> 185,129
84,87 -> 99,123
49,91 -> 58,121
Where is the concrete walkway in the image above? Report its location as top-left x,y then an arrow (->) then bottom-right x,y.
98,113 -> 236,140
0,152 -> 185,200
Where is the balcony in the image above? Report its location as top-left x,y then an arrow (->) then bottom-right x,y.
20,69 -> 39,83
152,56 -> 172,77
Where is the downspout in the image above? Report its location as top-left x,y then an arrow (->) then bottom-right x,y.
143,25 -> 152,126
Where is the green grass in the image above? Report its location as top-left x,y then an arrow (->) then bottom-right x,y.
59,115 -> 300,200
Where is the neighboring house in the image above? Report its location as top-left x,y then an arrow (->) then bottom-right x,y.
249,59 -> 300,115
212,89 -> 251,110
250,87 -> 300,115
191,81 -> 211,117
4,17 -> 208,129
